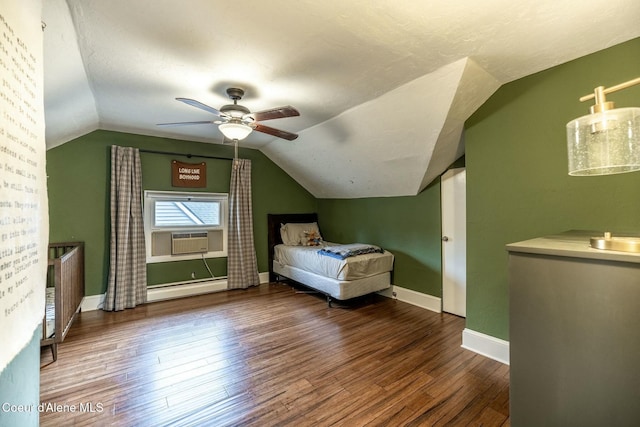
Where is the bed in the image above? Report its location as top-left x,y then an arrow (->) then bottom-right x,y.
267,213 -> 393,306
41,242 -> 85,362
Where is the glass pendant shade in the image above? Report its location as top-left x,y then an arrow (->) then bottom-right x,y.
566,107 -> 640,176
218,122 -> 252,141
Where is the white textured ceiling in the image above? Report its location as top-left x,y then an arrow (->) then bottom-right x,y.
42,0 -> 640,198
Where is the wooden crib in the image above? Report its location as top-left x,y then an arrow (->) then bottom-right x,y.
41,242 -> 85,361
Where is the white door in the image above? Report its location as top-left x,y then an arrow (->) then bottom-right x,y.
441,167 -> 466,317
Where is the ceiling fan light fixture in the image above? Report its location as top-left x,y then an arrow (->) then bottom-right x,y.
161,89 -> 299,141
219,122 -> 252,141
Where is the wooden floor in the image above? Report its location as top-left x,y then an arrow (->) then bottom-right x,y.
40,282 -> 510,426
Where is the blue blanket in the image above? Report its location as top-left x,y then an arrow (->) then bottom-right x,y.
318,243 -> 384,260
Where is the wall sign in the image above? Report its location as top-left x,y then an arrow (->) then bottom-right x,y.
171,160 -> 206,188
0,0 -> 49,371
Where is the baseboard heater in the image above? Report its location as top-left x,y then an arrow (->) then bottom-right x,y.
147,278 -> 228,303
146,272 -> 270,303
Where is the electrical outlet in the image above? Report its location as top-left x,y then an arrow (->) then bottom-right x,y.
191,272 -> 196,279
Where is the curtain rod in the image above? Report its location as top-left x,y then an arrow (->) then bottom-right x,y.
138,148 -> 233,161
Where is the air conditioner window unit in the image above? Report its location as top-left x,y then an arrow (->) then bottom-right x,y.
171,232 -> 209,255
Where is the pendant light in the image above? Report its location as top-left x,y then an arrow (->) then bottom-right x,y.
566,77 -> 640,176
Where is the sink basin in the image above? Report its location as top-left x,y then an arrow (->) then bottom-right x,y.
590,233 -> 640,253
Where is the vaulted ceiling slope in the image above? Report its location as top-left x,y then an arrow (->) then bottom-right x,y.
42,0 -> 640,198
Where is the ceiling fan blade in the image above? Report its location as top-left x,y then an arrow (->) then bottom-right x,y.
251,105 -> 300,122
252,123 -> 298,141
157,120 -> 214,126
176,98 -> 225,117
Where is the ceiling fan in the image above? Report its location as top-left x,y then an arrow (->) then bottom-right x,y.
158,87 -> 300,141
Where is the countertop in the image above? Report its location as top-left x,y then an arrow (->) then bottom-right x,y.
506,230 -> 640,264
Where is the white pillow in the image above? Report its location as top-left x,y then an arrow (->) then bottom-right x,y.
280,222 -> 321,246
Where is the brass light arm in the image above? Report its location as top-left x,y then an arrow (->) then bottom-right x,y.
578,76 -> 640,113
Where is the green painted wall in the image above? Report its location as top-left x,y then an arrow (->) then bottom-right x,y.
46,130 -> 316,295
317,179 -> 443,296
0,327 -> 40,427
465,37 -> 640,340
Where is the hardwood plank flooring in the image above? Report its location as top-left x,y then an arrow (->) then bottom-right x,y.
40,283 -> 510,426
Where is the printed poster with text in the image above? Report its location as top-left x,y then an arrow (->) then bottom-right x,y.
0,0 -> 49,371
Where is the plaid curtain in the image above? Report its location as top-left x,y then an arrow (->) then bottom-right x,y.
104,146 -> 147,311
227,158 -> 259,289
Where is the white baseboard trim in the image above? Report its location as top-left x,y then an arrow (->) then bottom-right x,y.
258,271 -> 269,284
82,272 -> 271,311
462,328 -> 510,365
80,294 -> 105,312
378,285 -> 442,313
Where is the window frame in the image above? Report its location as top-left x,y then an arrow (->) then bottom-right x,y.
143,190 -> 228,263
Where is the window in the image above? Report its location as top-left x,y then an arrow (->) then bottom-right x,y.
154,200 -> 221,227
144,190 -> 228,263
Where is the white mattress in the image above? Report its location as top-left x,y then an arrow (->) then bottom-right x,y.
45,286 -> 55,338
273,243 -> 394,281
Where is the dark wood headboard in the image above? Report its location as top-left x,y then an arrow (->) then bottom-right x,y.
267,213 -> 318,281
